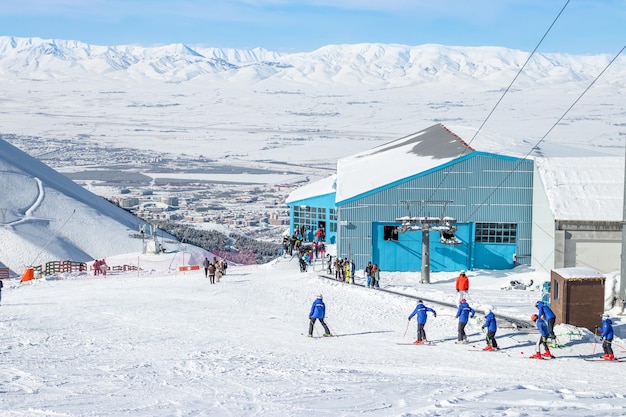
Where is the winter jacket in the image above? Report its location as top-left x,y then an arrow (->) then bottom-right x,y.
455,302 -> 475,323
536,317 -> 550,338
599,318 -> 614,340
536,301 -> 556,321
482,311 -> 497,332
309,299 -> 326,319
456,274 -> 469,291
409,303 -> 436,324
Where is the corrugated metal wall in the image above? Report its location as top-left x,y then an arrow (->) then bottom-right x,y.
337,153 -> 533,271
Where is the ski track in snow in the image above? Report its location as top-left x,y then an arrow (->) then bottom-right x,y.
1,259 -> 626,416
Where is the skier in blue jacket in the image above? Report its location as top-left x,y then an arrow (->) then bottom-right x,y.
481,308 -> 499,351
535,300 -> 557,339
308,295 -> 332,337
408,299 -> 437,344
597,313 -> 615,360
455,299 -> 475,344
530,313 -> 553,358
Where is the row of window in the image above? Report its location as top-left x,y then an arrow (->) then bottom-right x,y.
292,206 -> 338,234
383,222 -> 517,243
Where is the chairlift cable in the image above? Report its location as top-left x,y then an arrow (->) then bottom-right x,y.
424,0 -> 571,204
463,44 -> 626,223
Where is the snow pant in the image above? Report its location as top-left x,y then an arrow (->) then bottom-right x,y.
458,321 -> 468,341
486,330 -> 498,348
209,274 -> 215,284
309,318 -> 330,336
417,323 -> 427,341
603,339 -> 614,355
547,318 -> 556,338
204,268 -> 208,278
366,276 -> 371,287
536,336 -> 549,353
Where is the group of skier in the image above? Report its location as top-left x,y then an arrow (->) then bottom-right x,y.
308,268 -> 616,360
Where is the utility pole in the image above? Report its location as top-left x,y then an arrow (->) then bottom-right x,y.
620,144 -> 626,313
421,226 -> 430,284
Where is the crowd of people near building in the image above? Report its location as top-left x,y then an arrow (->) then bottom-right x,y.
283,226 -> 328,273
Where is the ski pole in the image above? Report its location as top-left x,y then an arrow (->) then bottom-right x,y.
327,322 -> 337,337
403,320 -> 410,338
593,329 -> 598,354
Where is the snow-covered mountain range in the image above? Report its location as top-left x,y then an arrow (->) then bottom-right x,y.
0,36 -> 621,86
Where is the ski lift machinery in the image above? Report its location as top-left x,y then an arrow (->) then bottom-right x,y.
394,200 -> 461,284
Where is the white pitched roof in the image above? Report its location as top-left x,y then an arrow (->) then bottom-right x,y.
286,124 -> 626,223
336,124 -> 473,203
534,156 -> 624,221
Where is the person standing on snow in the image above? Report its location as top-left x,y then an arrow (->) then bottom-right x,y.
596,313 -> 615,360
455,298 -> 475,344
455,270 -> 469,302
0,278 -> 3,305
202,257 -> 210,278
208,262 -> 216,284
345,260 -> 352,284
365,262 -> 373,288
308,295 -> 332,337
535,300 -> 557,339
372,264 -> 380,288
408,299 -> 437,344
530,313 -> 554,359
481,307 -> 499,350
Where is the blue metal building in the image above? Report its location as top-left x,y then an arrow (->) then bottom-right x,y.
286,124 -> 534,272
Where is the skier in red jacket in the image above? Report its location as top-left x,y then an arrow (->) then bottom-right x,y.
455,270 -> 469,302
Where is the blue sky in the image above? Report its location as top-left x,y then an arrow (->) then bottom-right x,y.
0,0 -> 624,54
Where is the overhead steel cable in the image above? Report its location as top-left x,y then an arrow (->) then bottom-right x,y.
463,44 -> 626,223
425,0 -> 571,203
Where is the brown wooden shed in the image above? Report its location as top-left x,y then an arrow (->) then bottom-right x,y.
550,267 -> 605,331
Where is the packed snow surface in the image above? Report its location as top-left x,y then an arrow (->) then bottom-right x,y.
2,257 -> 625,416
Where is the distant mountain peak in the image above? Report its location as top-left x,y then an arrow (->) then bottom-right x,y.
0,35 -> 618,86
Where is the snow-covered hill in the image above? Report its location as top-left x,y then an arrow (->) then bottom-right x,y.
0,36 -> 620,86
0,138 -> 182,275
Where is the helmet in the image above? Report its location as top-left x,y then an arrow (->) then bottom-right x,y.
535,301 -> 540,308
602,313 -> 609,319
317,294 -> 323,299
417,299 -> 423,304
460,299 -> 466,304
460,270 -> 466,275
531,313 -> 539,321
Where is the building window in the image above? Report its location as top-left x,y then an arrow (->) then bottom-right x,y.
384,225 -> 399,241
553,280 -> 559,300
293,206 -> 330,237
475,222 -> 517,243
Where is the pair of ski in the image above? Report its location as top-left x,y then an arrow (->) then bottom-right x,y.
584,357 -> 625,362
396,341 -> 436,346
528,354 -> 556,359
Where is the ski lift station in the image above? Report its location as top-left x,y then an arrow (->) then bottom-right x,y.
285,123 -> 625,274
